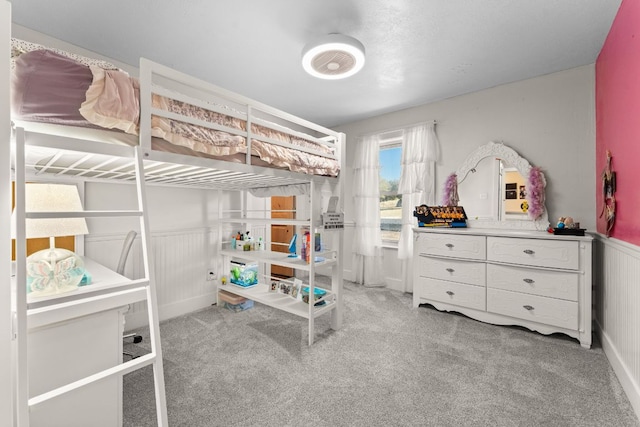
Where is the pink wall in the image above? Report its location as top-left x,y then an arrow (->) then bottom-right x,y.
596,0 -> 640,245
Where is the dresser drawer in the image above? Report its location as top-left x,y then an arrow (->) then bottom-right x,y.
416,277 -> 486,311
487,288 -> 578,330
487,264 -> 578,301
487,237 -> 579,270
416,233 -> 486,260
418,256 -> 486,287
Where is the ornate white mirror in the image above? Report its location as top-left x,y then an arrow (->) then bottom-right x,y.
448,141 -> 549,230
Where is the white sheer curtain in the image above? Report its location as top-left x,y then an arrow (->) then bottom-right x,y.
353,134 -> 385,287
397,122 -> 440,290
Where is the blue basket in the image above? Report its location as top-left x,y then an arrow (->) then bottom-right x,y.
301,286 -> 327,305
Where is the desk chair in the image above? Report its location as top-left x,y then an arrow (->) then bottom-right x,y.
117,230 -> 137,275
119,231 -> 143,357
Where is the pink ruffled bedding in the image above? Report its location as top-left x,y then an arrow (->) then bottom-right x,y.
11,48 -> 339,177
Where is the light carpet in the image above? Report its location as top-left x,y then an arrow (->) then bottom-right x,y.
123,281 -> 639,427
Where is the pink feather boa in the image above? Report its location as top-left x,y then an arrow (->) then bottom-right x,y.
528,166 -> 546,220
441,173 -> 459,206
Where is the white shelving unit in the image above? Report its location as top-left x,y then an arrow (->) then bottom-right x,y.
217,187 -> 344,346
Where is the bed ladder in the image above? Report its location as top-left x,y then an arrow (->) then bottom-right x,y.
11,128 -> 168,426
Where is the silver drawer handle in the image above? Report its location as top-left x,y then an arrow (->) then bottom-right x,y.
446,291 -> 454,296
523,278 -> 535,284
446,268 -> 455,273
523,249 -> 535,255
523,305 -> 534,311
445,243 -> 454,248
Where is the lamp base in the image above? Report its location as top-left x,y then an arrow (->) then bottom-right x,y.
26,248 -> 85,296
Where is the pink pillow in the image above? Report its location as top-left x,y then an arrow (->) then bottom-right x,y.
11,49 -> 94,126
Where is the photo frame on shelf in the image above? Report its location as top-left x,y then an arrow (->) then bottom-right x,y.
291,278 -> 303,300
279,282 -> 292,295
269,280 -> 279,293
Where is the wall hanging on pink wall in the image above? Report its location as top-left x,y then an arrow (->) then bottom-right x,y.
600,150 -> 616,236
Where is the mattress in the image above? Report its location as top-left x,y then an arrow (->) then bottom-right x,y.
10,42 -> 339,177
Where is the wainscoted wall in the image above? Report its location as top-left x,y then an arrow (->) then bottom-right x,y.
85,228 -> 218,331
595,234 -> 640,417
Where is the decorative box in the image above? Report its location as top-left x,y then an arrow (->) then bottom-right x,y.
414,205 -> 468,228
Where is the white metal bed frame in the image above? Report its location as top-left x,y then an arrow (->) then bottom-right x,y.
14,56 -> 343,191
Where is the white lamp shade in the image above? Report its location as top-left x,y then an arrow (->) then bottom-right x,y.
11,183 -> 89,239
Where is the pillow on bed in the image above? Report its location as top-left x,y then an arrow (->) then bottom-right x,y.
11,49 -> 96,127
11,38 -> 119,71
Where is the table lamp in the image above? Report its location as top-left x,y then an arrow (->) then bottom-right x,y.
11,183 -> 89,296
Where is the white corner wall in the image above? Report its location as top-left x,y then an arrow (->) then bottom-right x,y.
2,2 -> 13,426
336,65 -> 596,291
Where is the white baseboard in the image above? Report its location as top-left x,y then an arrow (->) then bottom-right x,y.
124,293 -> 217,332
385,276 -> 403,292
597,314 -> 640,421
343,267 -> 356,283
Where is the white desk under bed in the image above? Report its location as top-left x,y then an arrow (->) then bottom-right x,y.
13,257 -> 134,427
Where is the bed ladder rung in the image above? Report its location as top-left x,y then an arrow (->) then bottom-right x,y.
28,353 -> 158,407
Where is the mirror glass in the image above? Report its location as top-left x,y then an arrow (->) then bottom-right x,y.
500,164 -> 530,221
454,141 -> 549,230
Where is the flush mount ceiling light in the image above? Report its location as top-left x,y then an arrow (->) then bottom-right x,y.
302,34 -> 365,80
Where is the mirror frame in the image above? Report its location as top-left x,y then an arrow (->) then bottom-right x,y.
455,141 -> 549,231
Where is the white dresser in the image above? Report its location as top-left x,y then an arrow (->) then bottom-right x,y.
413,228 -> 593,348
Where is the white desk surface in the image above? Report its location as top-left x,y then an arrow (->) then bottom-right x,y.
22,257 -> 130,306
11,257 -> 143,327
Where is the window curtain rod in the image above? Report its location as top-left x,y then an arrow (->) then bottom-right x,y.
358,119 -> 437,140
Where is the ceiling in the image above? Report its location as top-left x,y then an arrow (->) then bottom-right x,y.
11,0 -> 622,128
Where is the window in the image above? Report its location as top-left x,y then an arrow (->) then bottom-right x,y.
379,134 -> 402,241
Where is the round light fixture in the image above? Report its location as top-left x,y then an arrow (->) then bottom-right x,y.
302,34 -> 365,80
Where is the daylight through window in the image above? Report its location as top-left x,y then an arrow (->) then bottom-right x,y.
379,136 -> 402,241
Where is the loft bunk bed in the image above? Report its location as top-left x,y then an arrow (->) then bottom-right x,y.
8,33 -> 344,427
10,39 -> 342,187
